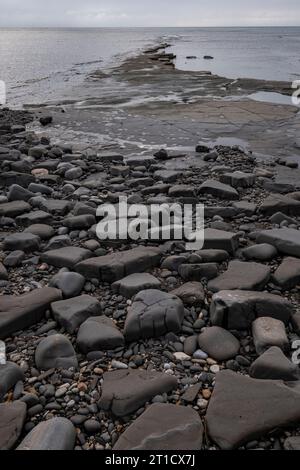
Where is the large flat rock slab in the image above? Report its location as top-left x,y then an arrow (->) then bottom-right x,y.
112,273 -> 161,298
273,257 -> 300,289
199,179 -> 239,200
99,369 -> 177,417
0,287 -> 62,339
41,246 -> 92,269
114,403 -> 203,450
210,290 -> 293,330
17,417 -> 76,450
124,289 -> 184,341
208,260 -> 270,292
203,228 -> 240,254
76,247 -> 161,282
51,295 -> 101,333
256,228 -> 300,258
260,194 -> 300,216
0,401 -> 27,450
206,370 -> 300,450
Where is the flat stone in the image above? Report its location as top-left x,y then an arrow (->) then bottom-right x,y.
76,246 -> 161,282
195,249 -> 229,263
210,290 -> 293,330
98,152 -> 124,162
205,207 -> 237,219
28,182 -> 53,195
77,316 -> 124,353
24,224 -> 55,240
273,257 -> 300,289
40,199 -> 71,215
249,346 -> 299,381
3,232 -> 40,252
154,170 -> 182,183
171,282 -> 205,306
252,317 -> 289,355
203,228 -> 240,254
124,289 -> 184,341
51,295 -> 101,333
41,247 -> 92,269
256,228 -> 300,257
161,255 -> 187,271
220,171 -> 255,188
17,417 -> 76,450
0,362 -> 24,400
168,185 -> 195,197
0,263 -> 8,280
0,172 -> 34,188
284,437 -> 300,450
198,326 -> 240,361
178,263 -> 218,281
7,184 -> 34,202
269,211 -> 297,225
0,287 -> 62,339
45,235 -> 71,251
242,243 -> 278,261
35,334 -> 78,371
112,273 -> 161,298
99,369 -> 177,417
0,401 -> 27,450
199,179 -> 239,200
0,201 -> 30,217
181,383 -> 202,403
114,403 -> 203,450
260,194 -> 300,216
49,271 -> 85,298
16,210 -> 52,226
208,261 -> 270,293
63,214 -> 96,230
206,370 -> 300,450
232,201 -> 257,215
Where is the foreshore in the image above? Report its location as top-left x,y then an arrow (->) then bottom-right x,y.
0,45 -> 300,451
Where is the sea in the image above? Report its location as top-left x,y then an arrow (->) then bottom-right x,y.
0,27 -> 300,107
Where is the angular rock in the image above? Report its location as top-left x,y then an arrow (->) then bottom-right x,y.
154,170 -> 182,183
51,295 -> 101,333
41,246 -> 92,269
99,369 -> 177,417
45,235 -> 71,251
252,317 -> 289,355
260,194 -> 300,216
3,232 -> 40,252
249,346 -> 299,381
195,249 -> 229,263
210,290 -> 293,330
198,326 -> 240,361
242,243 -> 277,261
0,201 -> 30,218
35,334 -> 78,371
7,184 -> 34,202
40,199 -> 71,215
168,185 -> 195,198
203,228 -> 239,254
16,210 -> 52,226
0,362 -> 24,400
49,271 -> 85,298
28,182 -> 53,195
178,263 -> 218,281
269,211 -> 297,225
112,273 -> 161,298
3,250 -> 25,268
171,282 -> 205,306
256,228 -> 300,257
114,403 -> 203,450
206,370 -> 300,450
232,201 -> 257,216
77,316 -> 124,353
63,214 -> 96,230
208,261 -> 270,292
220,171 -> 255,188
273,257 -> 300,289
0,401 -> 27,450
24,224 -> 55,240
199,179 -> 239,200
17,417 -> 76,450
0,287 -> 62,339
76,247 -> 161,282
0,172 -> 34,188
124,289 -> 184,341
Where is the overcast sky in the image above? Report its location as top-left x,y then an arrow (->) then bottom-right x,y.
0,0 -> 299,27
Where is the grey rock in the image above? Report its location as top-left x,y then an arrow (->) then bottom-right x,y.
256,228 -> 300,257
242,243 -> 277,261
28,183 -> 53,195
260,194 -> 300,216
232,201 -> 257,216
208,261 -> 270,292
178,263 -> 218,281
154,170 -> 182,183
206,370 -> 300,450
252,317 -> 289,355
210,290 -> 293,330
195,249 -> 229,263
45,235 -> 71,251
16,210 -> 52,226
171,282 -> 205,306
3,232 -> 40,252
99,369 -> 177,417
199,179 -> 239,200
35,334 -> 78,371
198,326 -> 240,361
51,295 -> 101,333
0,362 -> 24,400
203,228 -> 239,254
24,224 -> 55,240
76,246 -> 161,282
41,246 -> 92,269
273,257 -> 300,289
0,201 -> 30,217
63,214 -> 96,230
284,436 -> 300,450
7,184 -> 34,202
0,263 -> 8,280
3,251 -> 25,267
112,273 -> 161,298
17,417 -> 76,450
114,403 -> 203,450
269,211 -> 297,225
0,287 -> 62,339
40,199 -> 71,215
49,271 -> 85,298
220,171 -> 255,188
77,316 -> 124,353
124,289 -> 184,341
0,401 -> 27,450
249,346 -> 299,381
161,255 -> 188,271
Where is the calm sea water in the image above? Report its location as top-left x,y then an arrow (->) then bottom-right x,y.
0,27 -> 299,106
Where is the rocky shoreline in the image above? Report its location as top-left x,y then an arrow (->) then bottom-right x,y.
0,89 -> 300,452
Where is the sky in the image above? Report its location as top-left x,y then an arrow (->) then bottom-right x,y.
0,0 -> 299,27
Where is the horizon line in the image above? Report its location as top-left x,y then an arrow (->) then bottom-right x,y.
0,25 -> 300,29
